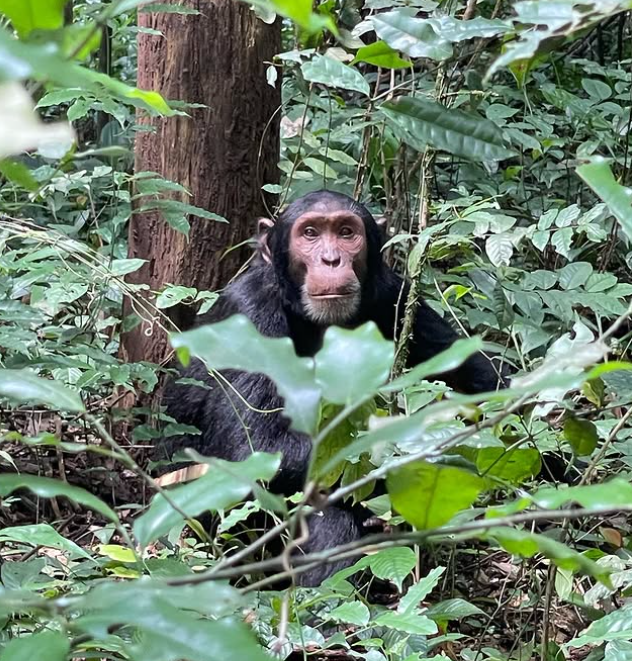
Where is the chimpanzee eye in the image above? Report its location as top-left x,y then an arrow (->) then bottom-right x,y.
339,227 -> 354,238
304,227 -> 318,238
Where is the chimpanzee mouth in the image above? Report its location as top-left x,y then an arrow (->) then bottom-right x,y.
301,284 -> 361,325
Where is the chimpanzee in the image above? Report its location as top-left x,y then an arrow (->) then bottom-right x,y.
160,190 -> 507,585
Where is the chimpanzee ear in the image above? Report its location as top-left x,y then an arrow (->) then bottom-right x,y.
257,218 -> 274,264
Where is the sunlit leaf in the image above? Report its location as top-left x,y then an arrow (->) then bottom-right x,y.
387,460 -> 485,529
352,41 -> 412,69
301,55 -> 370,96
0,0 -> 66,37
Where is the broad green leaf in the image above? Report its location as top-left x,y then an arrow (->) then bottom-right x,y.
2,631 -> 69,661
315,323 -> 393,405
0,158 -> 38,190
485,233 -> 514,266
383,337 -> 483,393
74,580 -> 266,661
301,55 -> 370,96
98,544 -> 137,563
381,96 -> 515,162
476,448 -> 541,485
605,641 -> 632,660
0,31 -> 174,116
249,0 -> 334,34
0,474 -> 118,522
0,523 -> 92,559
563,417 -> 599,456
171,315 -> 320,434
352,41 -> 412,69
0,0 -> 66,37
133,452 -> 281,547
532,479 -> 632,511
326,601 -> 370,626
425,598 -> 485,622
387,461 -> 485,529
577,158 -> 632,243
399,566 -> 445,614
489,528 -> 609,581
0,368 -> 84,411
568,604 -> 632,648
365,547 -> 416,590
558,262 -> 593,290
374,611 -> 438,635
371,10 -> 452,61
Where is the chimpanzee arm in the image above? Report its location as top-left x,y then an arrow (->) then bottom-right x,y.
378,270 -> 507,394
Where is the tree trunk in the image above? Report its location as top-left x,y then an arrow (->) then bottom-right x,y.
123,0 -> 281,367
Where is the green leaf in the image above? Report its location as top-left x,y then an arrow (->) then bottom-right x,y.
0,523 -> 92,559
531,479 -> 632,511
569,604 -> 632,648
489,528 -> 609,581
327,601 -> 370,626
374,611 -> 438,635
2,631 -> 69,661
352,41 -> 412,69
171,315 -> 321,434
133,453 -> 281,547
577,158 -> 632,243
74,580 -> 267,661
371,10 -> 452,61
383,337 -> 483,393
315,323 -> 393,405
563,417 -> 599,456
301,55 -> 370,96
485,233 -> 514,266
0,474 -> 118,522
399,566 -> 445,614
387,460 -> 485,529
0,368 -> 84,412
366,547 -> 417,590
250,0 -> 334,34
381,96 -> 515,161
0,0 -> 66,37
558,262 -> 593,290
476,447 -> 541,485
0,158 -> 38,190
425,598 -> 485,622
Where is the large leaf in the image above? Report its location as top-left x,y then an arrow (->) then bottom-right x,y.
315,323 -> 394,405
387,460 -> 485,529
0,474 -> 118,522
74,580 -> 268,661
301,55 -> 370,96
0,368 -> 84,412
352,41 -> 412,69
133,452 -> 281,547
568,604 -> 632,648
381,96 -> 515,161
476,447 -> 541,485
2,632 -> 69,661
489,528 -> 609,581
171,315 -> 321,434
0,523 -> 92,560
0,30 -> 173,116
371,10 -> 453,60
0,0 -> 66,37
577,158 -> 632,243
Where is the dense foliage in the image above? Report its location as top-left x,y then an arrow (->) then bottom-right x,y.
1,1 -> 632,660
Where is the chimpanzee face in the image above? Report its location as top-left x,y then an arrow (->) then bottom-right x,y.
259,200 -> 368,326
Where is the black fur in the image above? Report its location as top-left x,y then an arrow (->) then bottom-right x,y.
160,191 -> 506,585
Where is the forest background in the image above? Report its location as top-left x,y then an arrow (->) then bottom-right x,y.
1,1 -> 632,660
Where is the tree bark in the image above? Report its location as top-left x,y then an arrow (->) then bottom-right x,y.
123,0 -> 281,367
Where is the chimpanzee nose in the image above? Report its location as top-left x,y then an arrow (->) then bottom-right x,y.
322,254 -> 341,268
